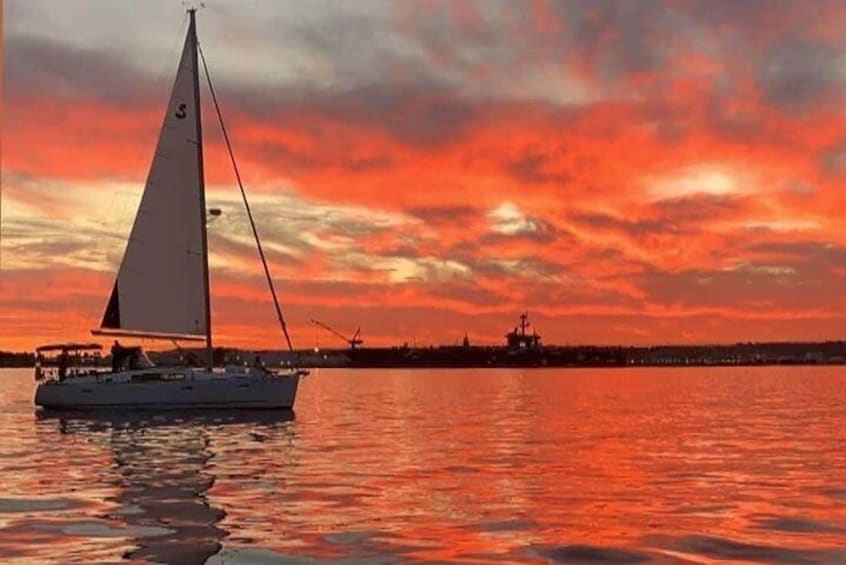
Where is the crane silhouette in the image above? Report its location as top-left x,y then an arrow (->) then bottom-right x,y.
310,319 -> 363,350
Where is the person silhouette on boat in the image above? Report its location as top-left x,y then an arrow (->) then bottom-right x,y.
57,350 -> 69,381
111,340 -> 126,372
33,352 -> 45,381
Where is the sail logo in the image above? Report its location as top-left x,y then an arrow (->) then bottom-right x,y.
175,103 -> 187,119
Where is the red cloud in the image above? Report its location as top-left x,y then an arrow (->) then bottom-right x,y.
7,1 -> 846,349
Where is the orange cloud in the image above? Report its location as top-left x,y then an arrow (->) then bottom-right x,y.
6,1 -> 846,350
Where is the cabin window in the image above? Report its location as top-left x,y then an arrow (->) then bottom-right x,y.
130,372 -> 184,383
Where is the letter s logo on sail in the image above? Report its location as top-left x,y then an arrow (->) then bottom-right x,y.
175,103 -> 187,119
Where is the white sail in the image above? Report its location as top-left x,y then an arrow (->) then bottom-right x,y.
99,21 -> 208,339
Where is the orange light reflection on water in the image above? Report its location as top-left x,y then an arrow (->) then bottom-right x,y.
1,367 -> 846,563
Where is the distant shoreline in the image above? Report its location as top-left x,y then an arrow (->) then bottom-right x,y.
6,340 -> 846,370
250,341 -> 846,369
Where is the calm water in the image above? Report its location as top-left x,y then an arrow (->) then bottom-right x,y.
1,367 -> 846,564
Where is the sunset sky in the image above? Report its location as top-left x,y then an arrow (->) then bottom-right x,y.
5,0 -> 846,350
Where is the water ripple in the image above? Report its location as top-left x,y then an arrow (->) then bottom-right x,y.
668,534 -> 846,564
532,543 -> 652,563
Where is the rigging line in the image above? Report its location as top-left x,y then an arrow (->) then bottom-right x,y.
197,43 -> 295,353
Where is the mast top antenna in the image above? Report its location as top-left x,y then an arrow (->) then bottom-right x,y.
182,1 -> 205,12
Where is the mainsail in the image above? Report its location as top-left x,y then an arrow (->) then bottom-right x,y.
99,17 -> 209,339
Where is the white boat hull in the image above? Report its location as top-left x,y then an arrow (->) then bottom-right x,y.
34,367 -> 300,410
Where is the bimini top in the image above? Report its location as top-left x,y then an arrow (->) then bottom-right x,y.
35,343 -> 103,354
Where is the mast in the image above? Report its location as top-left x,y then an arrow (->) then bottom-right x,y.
189,8 -> 214,369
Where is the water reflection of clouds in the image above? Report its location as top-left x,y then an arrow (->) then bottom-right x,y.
10,368 -> 846,564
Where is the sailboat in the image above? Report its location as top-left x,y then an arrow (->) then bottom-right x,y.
34,9 -> 306,410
